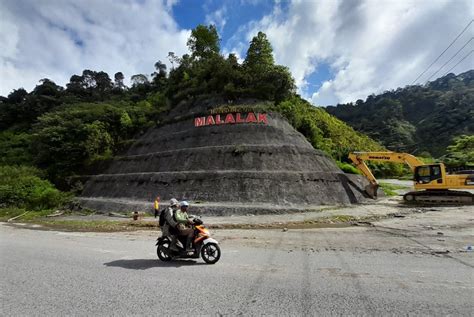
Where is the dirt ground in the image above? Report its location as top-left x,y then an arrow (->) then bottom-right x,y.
41,194 -> 473,257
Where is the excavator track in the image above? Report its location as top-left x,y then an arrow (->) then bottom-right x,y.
403,190 -> 474,204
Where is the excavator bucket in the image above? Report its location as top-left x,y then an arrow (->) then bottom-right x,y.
364,184 -> 379,199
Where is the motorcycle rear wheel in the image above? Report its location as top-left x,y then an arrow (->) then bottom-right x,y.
201,243 -> 221,264
157,240 -> 172,261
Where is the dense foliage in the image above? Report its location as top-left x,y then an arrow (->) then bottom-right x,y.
32,100 -> 166,184
326,71 -> 474,158
0,166 -> 68,210
166,26 -> 295,105
0,131 -> 32,166
271,96 -> 383,160
441,135 -> 474,166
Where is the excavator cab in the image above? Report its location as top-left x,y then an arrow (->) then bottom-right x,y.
414,164 -> 443,185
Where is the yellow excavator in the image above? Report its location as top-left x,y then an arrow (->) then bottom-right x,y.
348,152 -> 474,204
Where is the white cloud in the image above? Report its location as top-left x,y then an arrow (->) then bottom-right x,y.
205,5 -> 228,32
0,0 -> 190,96
237,0 -> 474,106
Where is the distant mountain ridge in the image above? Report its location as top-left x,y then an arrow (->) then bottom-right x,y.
326,70 -> 474,157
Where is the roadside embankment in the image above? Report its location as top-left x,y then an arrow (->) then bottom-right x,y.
3,194 -> 461,232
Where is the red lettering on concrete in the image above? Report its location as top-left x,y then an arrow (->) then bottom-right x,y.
246,112 -> 257,123
206,115 -> 215,125
225,113 -> 235,124
195,112 -> 268,127
236,113 -> 244,123
194,117 -> 205,127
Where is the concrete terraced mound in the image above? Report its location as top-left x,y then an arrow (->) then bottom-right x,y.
79,100 -> 370,215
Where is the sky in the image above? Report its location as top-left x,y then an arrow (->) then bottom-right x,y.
1,0 -> 473,106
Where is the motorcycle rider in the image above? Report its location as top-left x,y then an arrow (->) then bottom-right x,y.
176,201 -> 194,252
162,198 -> 180,252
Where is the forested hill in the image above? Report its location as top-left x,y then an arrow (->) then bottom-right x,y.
326,70 -> 474,158
0,25 -> 382,191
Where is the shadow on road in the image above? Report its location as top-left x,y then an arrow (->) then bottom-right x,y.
103,258 -> 206,269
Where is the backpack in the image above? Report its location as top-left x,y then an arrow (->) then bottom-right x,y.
159,207 -> 178,227
158,208 -> 167,226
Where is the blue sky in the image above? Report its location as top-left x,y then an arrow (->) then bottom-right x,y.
1,0 -> 473,105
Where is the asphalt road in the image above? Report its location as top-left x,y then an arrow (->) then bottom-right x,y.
1,218 -> 473,316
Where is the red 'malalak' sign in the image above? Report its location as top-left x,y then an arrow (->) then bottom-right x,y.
194,113 -> 268,127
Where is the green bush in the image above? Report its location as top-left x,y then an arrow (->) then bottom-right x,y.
0,165 -> 68,210
367,162 -> 406,178
336,161 -> 360,174
0,131 -> 32,166
441,135 -> 474,166
32,101 -> 160,184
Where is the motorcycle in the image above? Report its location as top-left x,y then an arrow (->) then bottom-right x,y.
156,217 -> 221,264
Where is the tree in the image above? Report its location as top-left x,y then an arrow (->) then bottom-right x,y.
151,61 -> 167,88
131,74 -> 149,87
66,74 -> 85,95
93,71 -> 113,95
244,31 -> 275,69
241,32 -> 294,102
442,135 -> 474,166
7,88 -> 28,104
65,70 -> 113,101
1,81 -> 64,130
167,52 -> 181,68
33,79 -> 63,97
32,102 -> 153,184
114,72 -> 126,90
0,131 -> 32,165
187,24 -> 220,60
153,61 -> 167,77
1,89 -> 28,129
227,53 -> 239,68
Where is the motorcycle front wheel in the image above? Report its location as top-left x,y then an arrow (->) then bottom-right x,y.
201,243 -> 221,264
157,240 -> 172,261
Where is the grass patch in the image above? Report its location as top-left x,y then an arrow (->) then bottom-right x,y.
3,213 -> 363,232
0,208 -> 27,221
379,182 -> 411,196
209,214 -> 361,230
0,208 -> 58,221
31,220 -> 159,232
329,215 -> 357,222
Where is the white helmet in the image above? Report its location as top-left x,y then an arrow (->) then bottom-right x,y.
180,201 -> 189,207
169,198 -> 179,206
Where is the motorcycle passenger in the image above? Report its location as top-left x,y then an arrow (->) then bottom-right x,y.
162,198 -> 180,252
176,201 -> 194,252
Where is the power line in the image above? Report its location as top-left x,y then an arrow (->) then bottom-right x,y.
425,37 -> 473,82
443,50 -> 473,76
411,19 -> 473,84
